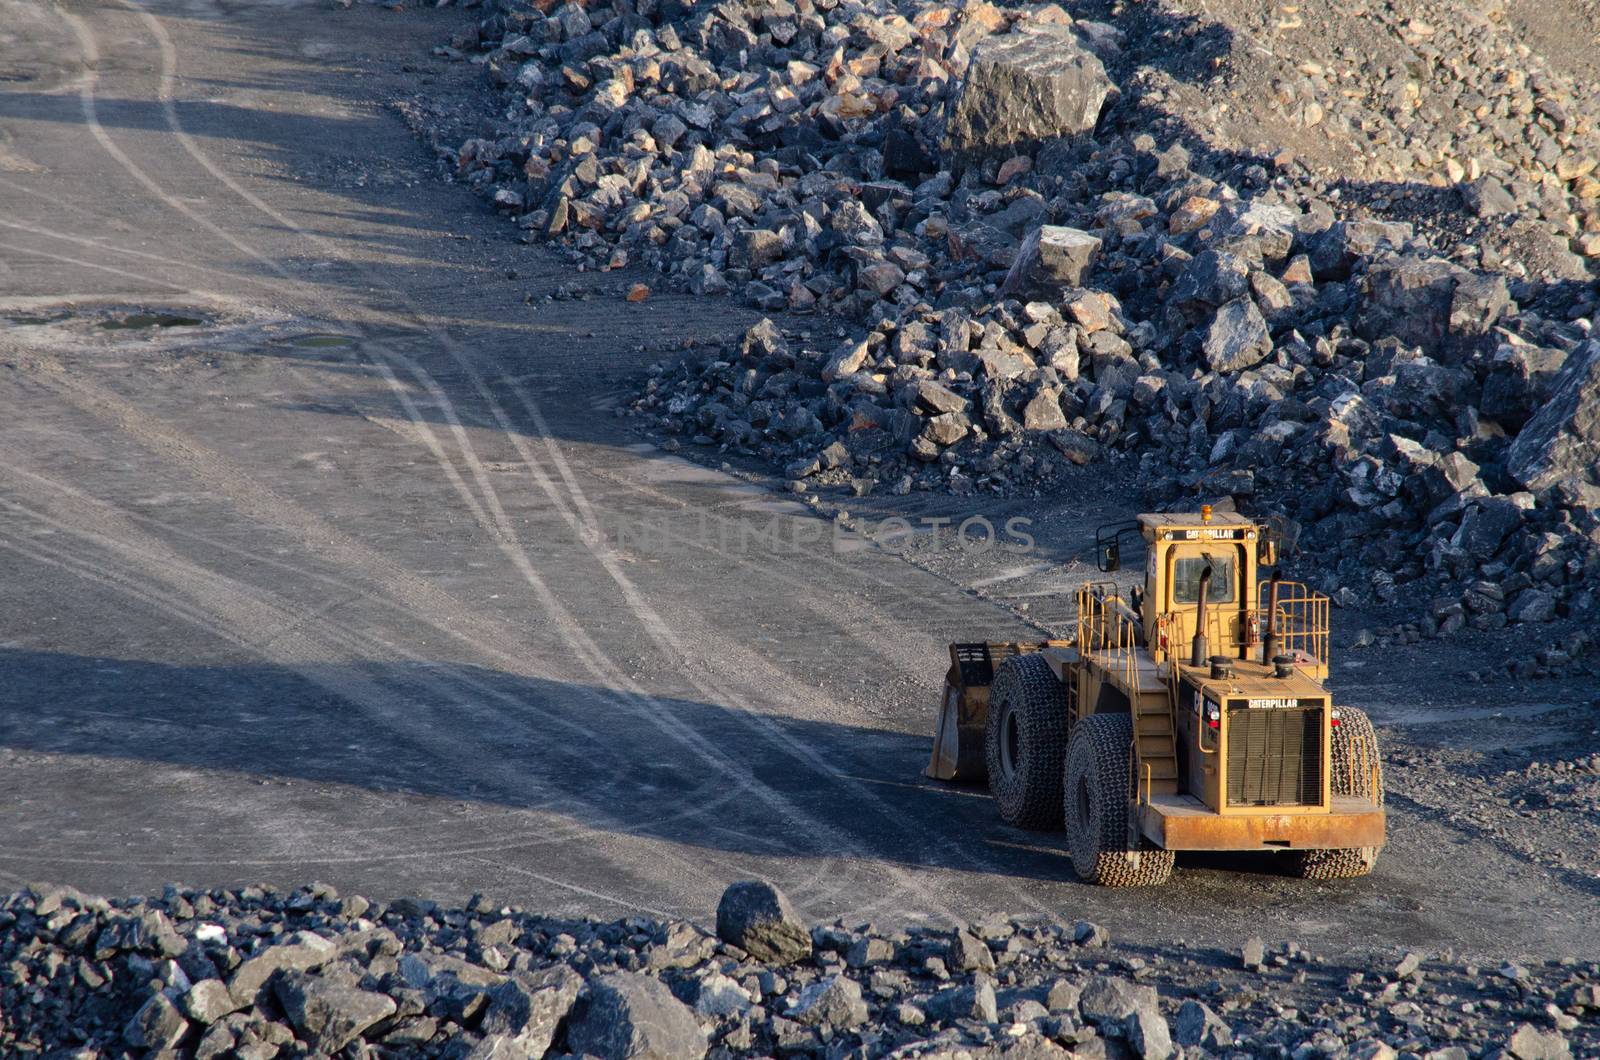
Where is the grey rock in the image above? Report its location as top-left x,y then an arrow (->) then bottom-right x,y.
822,339 -> 872,383
1309,219 -> 1412,279
182,978 -> 240,1025
740,318 -> 787,363
95,908 -> 187,959
945,25 -> 1112,168
924,411 -> 973,446
1171,250 -> 1251,312
1358,255 -> 1469,353
124,992 -> 188,1051
275,973 -> 397,1053
690,264 -> 728,296
1022,387 -> 1069,431
1417,451 -> 1482,506
1045,978 -> 1081,1012
1481,344 -> 1568,430
1461,177 -> 1518,217
480,965 -> 583,1054
1241,936 -> 1266,970
1448,273 -> 1510,338
914,379 -> 969,415
1172,999 -> 1232,1049
1078,976 -> 1159,1027
1125,1005 -> 1173,1060
1203,298 -> 1272,373
566,972 -> 708,1060
789,974 -> 869,1028
927,976 -> 998,1024
1451,498 -> 1524,560
948,929 -> 995,972
648,920 -> 717,971
1049,428 -> 1101,465
227,934 -> 336,1008
846,936 -> 895,968
1508,588 -> 1556,624
715,881 -> 811,964
1506,340 -> 1600,493
1507,1023 -> 1572,1060
1071,920 -> 1108,947
693,973 -> 751,1018
1002,226 -> 1103,295
893,1001 -> 927,1026
465,1034 -> 536,1060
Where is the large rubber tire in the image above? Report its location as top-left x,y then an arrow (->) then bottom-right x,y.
1063,714 -> 1175,886
1294,707 -> 1383,880
984,653 -> 1071,829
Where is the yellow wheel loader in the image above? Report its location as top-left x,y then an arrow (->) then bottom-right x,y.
927,506 -> 1385,885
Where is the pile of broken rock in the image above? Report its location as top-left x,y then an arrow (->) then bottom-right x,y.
437,0 -> 1600,623
2,879 -> 1595,1059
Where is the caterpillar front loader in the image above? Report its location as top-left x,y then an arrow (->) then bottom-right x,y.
926,506 -> 1385,885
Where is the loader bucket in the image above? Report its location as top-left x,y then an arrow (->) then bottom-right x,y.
926,642 -> 1039,782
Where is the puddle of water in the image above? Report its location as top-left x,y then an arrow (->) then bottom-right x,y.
100,313 -> 205,330
7,312 -> 70,326
287,333 -> 357,349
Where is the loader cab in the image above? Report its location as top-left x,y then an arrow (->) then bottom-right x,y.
1136,509 -> 1262,664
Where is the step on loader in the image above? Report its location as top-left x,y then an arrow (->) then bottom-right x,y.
927,506 -> 1385,885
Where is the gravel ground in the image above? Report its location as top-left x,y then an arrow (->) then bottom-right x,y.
2,879 -> 1595,1059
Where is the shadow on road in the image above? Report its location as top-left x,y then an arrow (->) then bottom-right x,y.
0,646 -> 1379,889
0,646 -> 1088,883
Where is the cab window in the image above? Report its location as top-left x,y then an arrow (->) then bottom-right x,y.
1172,554 -> 1235,604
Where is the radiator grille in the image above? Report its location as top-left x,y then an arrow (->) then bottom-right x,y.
1226,706 -> 1323,807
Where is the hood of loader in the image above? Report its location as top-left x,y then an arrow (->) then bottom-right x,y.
1191,661 -> 1328,705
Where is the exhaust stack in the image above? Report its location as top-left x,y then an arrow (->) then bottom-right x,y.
1262,571 -> 1282,663
1190,565 -> 1213,667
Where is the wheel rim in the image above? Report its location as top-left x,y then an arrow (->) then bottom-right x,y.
1001,703 -> 1020,781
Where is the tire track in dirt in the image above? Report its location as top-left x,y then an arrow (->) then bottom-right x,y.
78,0 -> 985,921
0,483 -> 753,908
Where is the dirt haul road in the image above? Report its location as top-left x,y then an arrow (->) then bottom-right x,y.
0,0 -> 1594,961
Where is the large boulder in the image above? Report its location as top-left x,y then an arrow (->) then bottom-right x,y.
1202,298 -> 1272,373
1357,255 -> 1472,353
1307,219 -> 1412,280
227,934 -> 336,1008
480,966 -> 584,1055
1506,340 -> 1600,497
1451,498 -> 1525,560
715,881 -> 811,963
1001,226 -> 1102,295
275,974 -> 397,1054
1480,343 -> 1569,430
566,973 -> 708,1060
945,25 -> 1112,170
124,993 -> 188,1052
1169,249 -> 1251,313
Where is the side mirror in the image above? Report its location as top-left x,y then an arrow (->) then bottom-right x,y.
1103,543 -> 1121,572
1257,534 -> 1278,568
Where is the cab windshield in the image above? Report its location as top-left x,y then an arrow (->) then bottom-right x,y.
1172,554 -> 1236,604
